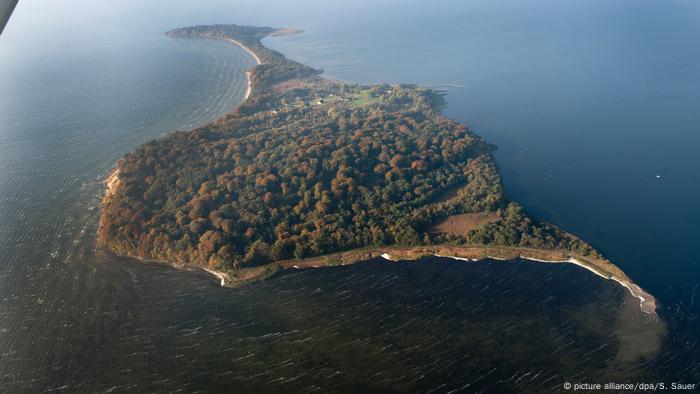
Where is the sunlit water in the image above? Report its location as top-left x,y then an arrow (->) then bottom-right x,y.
0,0 -> 697,391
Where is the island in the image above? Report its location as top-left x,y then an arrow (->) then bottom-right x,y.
98,24 -> 656,315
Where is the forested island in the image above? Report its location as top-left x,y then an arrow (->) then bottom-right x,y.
98,24 -> 656,314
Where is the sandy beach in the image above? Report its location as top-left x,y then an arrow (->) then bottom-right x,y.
203,267 -> 228,286
225,39 -> 261,100
244,71 -> 252,100
225,38 -> 262,65
380,251 -> 658,315
525,256 -> 657,315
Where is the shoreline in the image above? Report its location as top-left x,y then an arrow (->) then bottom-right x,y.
225,38 -> 262,65
211,32 -> 657,315
199,244 -> 657,316
446,254 -> 657,314
104,25 -> 658,319
103,167 -> 121,200
103,154 -> 657,316
223,39 -> 260,100
520,256 -> 656,315
202,267 -> 228,286
244,71 -> 252,100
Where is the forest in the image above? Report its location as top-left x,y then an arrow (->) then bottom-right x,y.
99,25 -> 600,271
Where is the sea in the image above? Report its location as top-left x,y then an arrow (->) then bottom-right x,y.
1,0 -> 698,391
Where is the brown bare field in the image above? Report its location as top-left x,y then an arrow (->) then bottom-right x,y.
428,212 -> 499,235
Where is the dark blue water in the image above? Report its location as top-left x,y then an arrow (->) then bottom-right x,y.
265,0 -> 700,380
266,0 -> 700,305
1,0 -> 698,391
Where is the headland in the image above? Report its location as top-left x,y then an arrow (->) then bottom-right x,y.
99,24 -> 657,315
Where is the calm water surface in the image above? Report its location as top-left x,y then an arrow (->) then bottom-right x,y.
0,0 -> 697,391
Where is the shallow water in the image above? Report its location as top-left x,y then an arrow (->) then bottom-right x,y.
1,0 -> 697,391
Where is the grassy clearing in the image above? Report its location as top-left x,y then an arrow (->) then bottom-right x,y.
350,89 -> 382,106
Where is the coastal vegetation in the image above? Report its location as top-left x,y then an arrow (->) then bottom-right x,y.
101,25 -> 601,278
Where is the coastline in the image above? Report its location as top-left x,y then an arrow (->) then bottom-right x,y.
543,257 -> 658,315
212,30 -> 657,315
225,38 -> 262,65
270,245 -> 658,315
104,167 -> 121,200
244,71 -> 252,100
191,242 -> 659,316
101,25 -> 659,319
223,39 -> 260,100
523,257 -> 656,315
202,267 -> 228,286
455,255 -> 656,314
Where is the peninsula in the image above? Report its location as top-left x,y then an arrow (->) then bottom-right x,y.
98,24 -> 656,315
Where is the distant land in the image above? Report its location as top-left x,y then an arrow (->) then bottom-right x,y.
98,24 -> 656,315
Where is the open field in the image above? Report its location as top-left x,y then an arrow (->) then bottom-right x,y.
428,212 -> 500,235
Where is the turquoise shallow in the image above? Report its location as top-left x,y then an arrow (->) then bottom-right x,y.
0,0 -> 698,391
